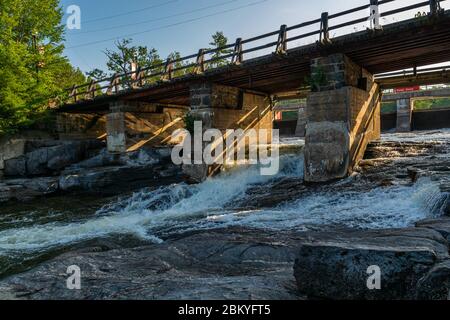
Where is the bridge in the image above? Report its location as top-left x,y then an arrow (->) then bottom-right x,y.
56,0 -> 450,183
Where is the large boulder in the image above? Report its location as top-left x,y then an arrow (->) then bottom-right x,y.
4,140 -> 104,177
293,228 -> 449,300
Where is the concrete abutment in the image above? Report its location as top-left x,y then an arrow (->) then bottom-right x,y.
304,53 -> 381,183
183,82 -> 274,183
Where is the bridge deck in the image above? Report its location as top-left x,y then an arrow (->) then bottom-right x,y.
60,11 -> 450,113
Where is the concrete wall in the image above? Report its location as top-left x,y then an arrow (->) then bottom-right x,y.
382,108 -> 450,132
305,53 -> 380,182
57,113 -> 107,140
57,104 -> 188,154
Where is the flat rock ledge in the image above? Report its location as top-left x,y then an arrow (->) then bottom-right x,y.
294,226 -> 450,300
1,225 -> 450,300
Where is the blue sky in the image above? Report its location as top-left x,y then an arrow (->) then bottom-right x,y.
59,0 -> 447,74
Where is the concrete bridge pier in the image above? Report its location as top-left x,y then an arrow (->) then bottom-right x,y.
396,98 -> 413,132
304,53 -> 381,183
183,82 -> 273,183
106,110 -> 126,153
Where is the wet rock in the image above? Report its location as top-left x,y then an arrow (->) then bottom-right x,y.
0,177 -> 59,202
59,162 -> 181,195
442,194 -> 450,216
182,163 -> 210,184
69,148 -> 162,170
3,156 -> 27,177
0,228 -> 304,300
293,228 -> 449,300
416,260 -> 450,300
416,217 -> 450,243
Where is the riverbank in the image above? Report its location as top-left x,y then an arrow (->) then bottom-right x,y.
0,130 -> 449,299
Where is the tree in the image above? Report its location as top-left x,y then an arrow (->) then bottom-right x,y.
85,69 -> 108,82
96,38 -> 163,87
0,0 -> 85,135
208,31 -> 232,68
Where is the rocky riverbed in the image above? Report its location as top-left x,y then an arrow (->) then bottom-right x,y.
0,130 -> 449,300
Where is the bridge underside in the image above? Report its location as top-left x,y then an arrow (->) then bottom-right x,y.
378,69 -> 450,89
59,12 -> 450,114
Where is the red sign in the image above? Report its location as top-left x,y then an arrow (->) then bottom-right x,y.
393,86 -> 420,93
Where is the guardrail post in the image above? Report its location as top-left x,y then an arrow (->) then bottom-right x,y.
106,74 -> 120,95
275,25 -> 287,54
429,0 -> 442,15
162,58 -> 174,81
132,67 -> 145,88
70,85 -> 78,103
193,49 -> 205,74
319,12 -> 330,44
231,38 -> 243,64
369,0 -> 381,30
85,80 -> 96,100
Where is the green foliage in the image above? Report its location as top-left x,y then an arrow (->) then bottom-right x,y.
381,98 -> 450,114
183,113 -> 196,134
381,101 -> 397,114
414,98 -> 450,110
208,31 -> 232,68
0,0 -> 85,135
307,66 -> 327,92
101,38 -> 163,87
86,68 -> 108,81
89,32 -> 231,87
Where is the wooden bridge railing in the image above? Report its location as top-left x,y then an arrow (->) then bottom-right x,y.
65,0 -> 447,104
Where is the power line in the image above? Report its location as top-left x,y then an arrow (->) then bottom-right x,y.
72,0 -> 242,35
67,0 -> 270,49
82,0 -> 178,24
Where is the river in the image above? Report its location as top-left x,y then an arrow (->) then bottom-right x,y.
0,130 -> 449,279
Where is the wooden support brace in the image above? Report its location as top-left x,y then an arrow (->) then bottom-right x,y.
107,74 -> 120,95
193,49 -> 205,74
275,25 -> 287,55
162,58 -> 174,81
231,38 -> 243,65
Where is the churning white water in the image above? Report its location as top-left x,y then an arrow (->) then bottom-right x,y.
0,147 -> 444,254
